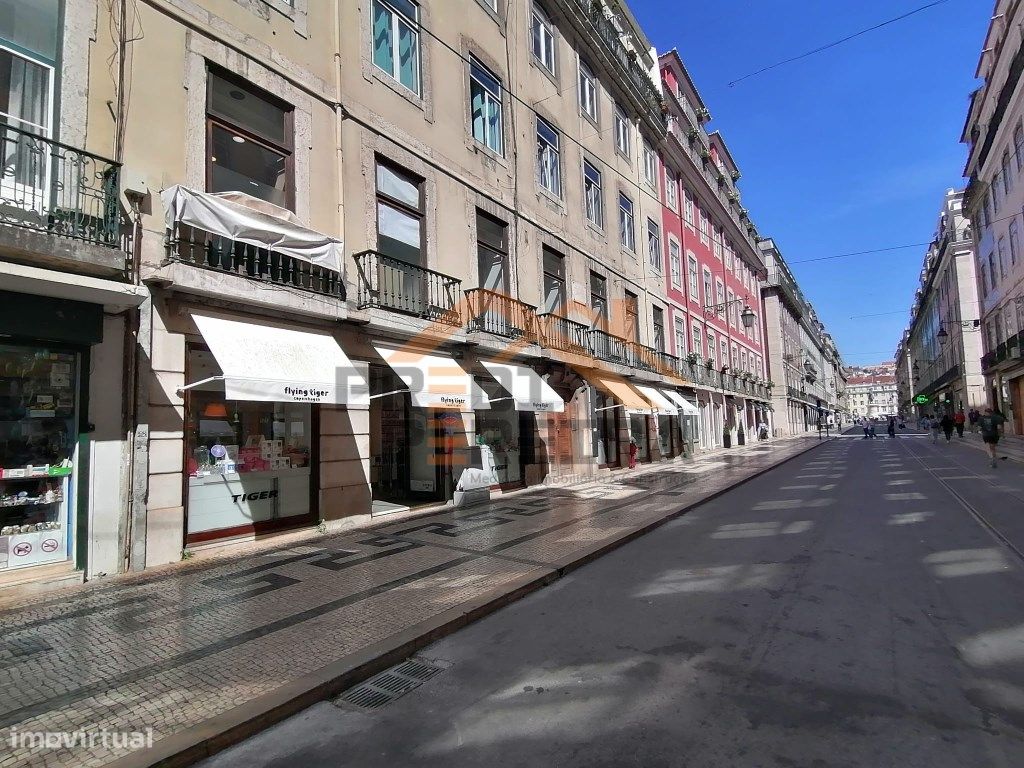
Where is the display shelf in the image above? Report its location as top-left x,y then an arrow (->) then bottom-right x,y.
0,497 -> 63,508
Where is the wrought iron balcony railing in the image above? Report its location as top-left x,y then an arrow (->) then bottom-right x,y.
656,351 -> 681,378
625,341 -> 658,372
465,288 -> 537,341
168,223 -> 344,297
537,312 -> 589,355
588,328 -> 629,366
353,250 -> 461,326
0,123 -> 121,248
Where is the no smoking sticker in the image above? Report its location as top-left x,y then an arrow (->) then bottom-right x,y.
41,539 -> 59,553
12,542 -> 32,557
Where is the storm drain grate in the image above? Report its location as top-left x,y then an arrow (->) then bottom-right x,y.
336,658 -> 444,710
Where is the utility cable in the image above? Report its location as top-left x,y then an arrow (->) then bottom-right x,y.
727,0 -> 952,87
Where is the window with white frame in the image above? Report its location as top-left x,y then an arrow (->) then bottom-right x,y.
731,345 -> 739,370
371,0 -> 420,95
715,279 -> 725,317
721,338 -> 728,367
706,329 -> 716,365
578,58 -> 597,121
470,57 -> 503,154
683,187 -> 694,227
670,241 -> 682,287
642,139 -> 656,187
664,167 -> 677,210
531,3 -> 556,75
727,289 -> 736,326
691,322 -> 703,358
619,192 -> 635,251
993,172 -> 1002,213
1011,219 -> 1020,265
702,267 -> 713,306
647,219 -> 661,270
713,223 -> 723,259
740,349 -> 748,372
583,159 -> 603,227
613,103 -> 630,156
687,253 -> 698,298
1016,121 -> 1024,173
751,313 -> 759,342
674,317 -> 686,356
1003,150 -> 1013,196
699,204 -> 709,245
536,117 -> 561,196
998,236 -> 1008,279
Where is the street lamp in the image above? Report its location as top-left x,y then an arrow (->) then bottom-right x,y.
703,297 -> 756,330
937,325 -> 949,342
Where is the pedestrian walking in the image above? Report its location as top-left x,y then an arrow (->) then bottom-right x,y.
940,413 -> 954,442
978,407 -> 1007,468
887,416 -> 896,438
954,408 -> 966,438
628,437 -> 638,469
869,422 -> 877,439
930,415 -> 942,443
862,418 -> 870,439
968,408 -> 980,433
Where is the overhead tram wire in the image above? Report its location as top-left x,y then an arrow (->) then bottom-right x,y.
727,0 -> 952,87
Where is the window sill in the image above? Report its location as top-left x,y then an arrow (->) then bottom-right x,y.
586,222 -> 605,237
371,68 -> 426,112
471,140 -> 508,167
537,186 -> 565,210
530,55 -> 559,87
581,110 -> 599,130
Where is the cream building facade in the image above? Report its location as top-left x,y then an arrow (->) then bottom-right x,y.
963,0 -> 1024,433
0,0 -> 805,593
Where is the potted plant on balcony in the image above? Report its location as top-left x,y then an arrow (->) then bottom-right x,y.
704,357 -> 715,371
699,147 -> 711,162
739,208 -> 748,220
696,105 -> 711,122
731,170 -> 741,182
687,127 -> 699,142
686,352 -> 700,366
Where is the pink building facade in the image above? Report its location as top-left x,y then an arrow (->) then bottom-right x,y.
657,52 -> 771,449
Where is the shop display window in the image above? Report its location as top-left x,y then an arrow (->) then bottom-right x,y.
474,377 -> 526,488
0,343 -> 77,570
595,392 -> 621,467
185,348 -> 314,540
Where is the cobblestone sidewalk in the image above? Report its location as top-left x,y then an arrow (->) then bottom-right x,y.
0,438 -> 822,768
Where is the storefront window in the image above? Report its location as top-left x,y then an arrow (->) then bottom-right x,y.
0,343 -> 77,570
657,415 -> 674,458
474,378 -> 526,488
185,348 -> 313,540
629,413 -> 649,462
595,392 -> 620,467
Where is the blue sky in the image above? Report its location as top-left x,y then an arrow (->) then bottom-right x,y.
630,0 -> 989,367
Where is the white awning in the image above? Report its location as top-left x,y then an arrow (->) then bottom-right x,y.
374,345 -> 489,410
481,361 -> 565,413
161,185 -> 343,272
635,385 -> 678,416
182,313 -> 369,405
663,389 -> 700,415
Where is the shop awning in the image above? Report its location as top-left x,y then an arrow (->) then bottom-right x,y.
582,370 -> 653,414
662,389 -> 701,416
481,361 -> 565,413
635,385 -> 678,416
374,344 -> 489,410
182,313 -> 369,405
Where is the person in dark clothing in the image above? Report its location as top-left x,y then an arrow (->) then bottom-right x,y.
887,416 -> 896,438
978,407 -> 1007,468
940,413 -> 954,442
968,408 -> 980,433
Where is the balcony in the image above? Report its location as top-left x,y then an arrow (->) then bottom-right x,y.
625,341 -> 658,372
588,328 -> 629,366
169,223 -> 344,298
537,312 -> 589,355
656,350 -> 681,378
353,250 -> 461,326
765,270 -> 805,318
465,288 -> 538,341
982,332 -> 1021,372
1,123 -> 126,275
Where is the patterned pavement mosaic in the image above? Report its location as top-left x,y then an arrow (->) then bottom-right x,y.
0,437 -> 823,768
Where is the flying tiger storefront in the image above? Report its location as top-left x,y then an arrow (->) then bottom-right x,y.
370,345 -> 489,511
576,370 -> 655,467
473,360 -> 565,491
178,313 -> 369,543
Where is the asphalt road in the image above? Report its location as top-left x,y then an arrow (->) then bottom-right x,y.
202,434 -> 1024,768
